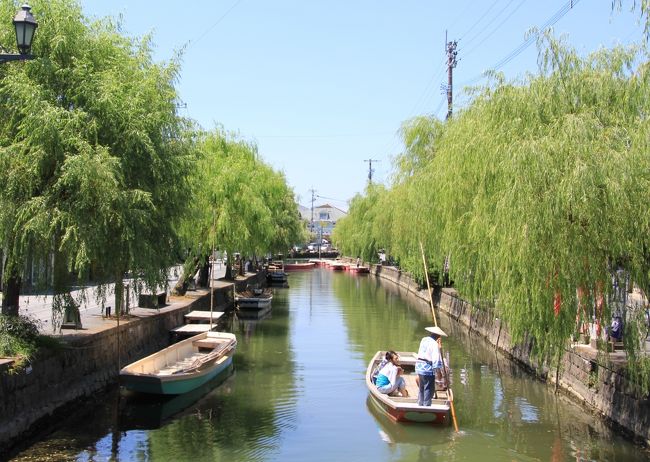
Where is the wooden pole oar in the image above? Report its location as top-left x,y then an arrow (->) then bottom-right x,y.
210,211 -> 216,331
419,241 -> 459,432
439,344 -> 459,432
419,241 -> 438,327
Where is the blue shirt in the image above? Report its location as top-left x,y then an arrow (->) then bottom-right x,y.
375,373 -> 390,387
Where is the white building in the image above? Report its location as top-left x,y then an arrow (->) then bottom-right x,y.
298,203 -> 347,237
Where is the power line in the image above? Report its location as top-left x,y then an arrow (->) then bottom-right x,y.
461,0 -> 527,59
189,0 -> 245,49
458,0 -> 502,40
407,58 -> 448,117
316,194 -> 348,204
459,0 -> 581,87
462,0 -> 522,49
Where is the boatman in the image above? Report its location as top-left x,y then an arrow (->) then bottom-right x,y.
415,326 -> 447,406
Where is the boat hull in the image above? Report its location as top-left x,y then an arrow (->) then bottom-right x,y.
284,262 -> 316,271
266,272 -> 288,283
368,392 -> 449,424
236,297 -> 272,309
121,355 -> 233,395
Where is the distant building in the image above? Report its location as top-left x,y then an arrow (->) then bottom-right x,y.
298,203 -> 347,237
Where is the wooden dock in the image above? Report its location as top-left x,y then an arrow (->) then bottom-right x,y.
184,311 -> 224,323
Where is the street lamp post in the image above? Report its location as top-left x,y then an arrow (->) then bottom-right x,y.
0,4 -> 37,64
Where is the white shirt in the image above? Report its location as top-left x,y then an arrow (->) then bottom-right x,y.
377,361 -> 399,386
415,336 -> 441,375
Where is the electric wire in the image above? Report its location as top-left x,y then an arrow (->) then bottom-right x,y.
461,0 -> 520,49
462,0 -> 527,57
316,194 -> 348,204
458,0 -> 502,41
189,0 -> 245,48
459,0 -> 581,87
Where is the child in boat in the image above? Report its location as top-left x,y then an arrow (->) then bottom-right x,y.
371,352 -> 391,384
375,351 -> 409,397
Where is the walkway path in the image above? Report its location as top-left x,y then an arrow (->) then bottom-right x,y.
9,262 -> 227,336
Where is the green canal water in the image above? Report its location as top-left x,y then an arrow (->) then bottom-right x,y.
11,269 -> 650,461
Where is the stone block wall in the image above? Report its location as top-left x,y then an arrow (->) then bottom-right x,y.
0,301 -> 191,452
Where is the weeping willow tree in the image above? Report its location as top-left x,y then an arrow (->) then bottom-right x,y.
332,184 -> 387,263
0,0 -> 193,319
176,128 -> 305,288
335,36 -> 650,393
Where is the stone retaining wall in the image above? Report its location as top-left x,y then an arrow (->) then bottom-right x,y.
371,264 -> 650,445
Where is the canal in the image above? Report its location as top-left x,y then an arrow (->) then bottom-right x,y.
10,268 -> 649,461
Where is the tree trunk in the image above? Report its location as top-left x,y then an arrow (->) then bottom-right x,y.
199,255 -> 210,287
224,254 -> 234,280
1,271 -> 21,316
172,256 -> 199,296
114,276 -> 124,317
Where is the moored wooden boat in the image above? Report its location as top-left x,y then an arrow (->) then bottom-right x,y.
120,331 -> 237,395
284,261 -> 316,271
328,260 -> 346,271
266,261 -> 288,284
235,288 -> 273,309
349,265 -> 370,274
366,351 -> 451,425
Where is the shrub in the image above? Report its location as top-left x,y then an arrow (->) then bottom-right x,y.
0,314 -> 43,371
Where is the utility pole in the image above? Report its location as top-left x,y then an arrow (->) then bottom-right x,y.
364,159 -> 380,183
309,188 -> 316,234
445,30 -> 458,120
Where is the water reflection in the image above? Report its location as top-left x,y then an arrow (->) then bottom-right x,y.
119,367 -> 234,431
10,268 -> 650,462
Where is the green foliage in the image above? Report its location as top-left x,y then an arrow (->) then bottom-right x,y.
179,128 -> 305,265
0,0 -> 194,311
0,314 -> 40,369
623,310 -> 650,396
335,36 -> 650,382
0,314 -> 63,372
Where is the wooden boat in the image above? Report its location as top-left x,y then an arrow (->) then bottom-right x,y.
349,265 -> 370,274
120,331 -> 237,395
284,261 -> 316,271
328,261 -> 346,271
366,351 -> 452,425
235,288 -> 273,309
266,261 -> 288,284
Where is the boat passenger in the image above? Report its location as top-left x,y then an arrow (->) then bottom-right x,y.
415,326 -> 446,406
356,256 -> 361,268
375,351 -> 409,397
371,351 -> 391,384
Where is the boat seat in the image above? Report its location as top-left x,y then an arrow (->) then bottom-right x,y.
193,339 -> 223,349
391,397 -> 418,403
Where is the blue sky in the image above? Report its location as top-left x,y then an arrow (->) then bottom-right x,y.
79,1 -> 645,210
